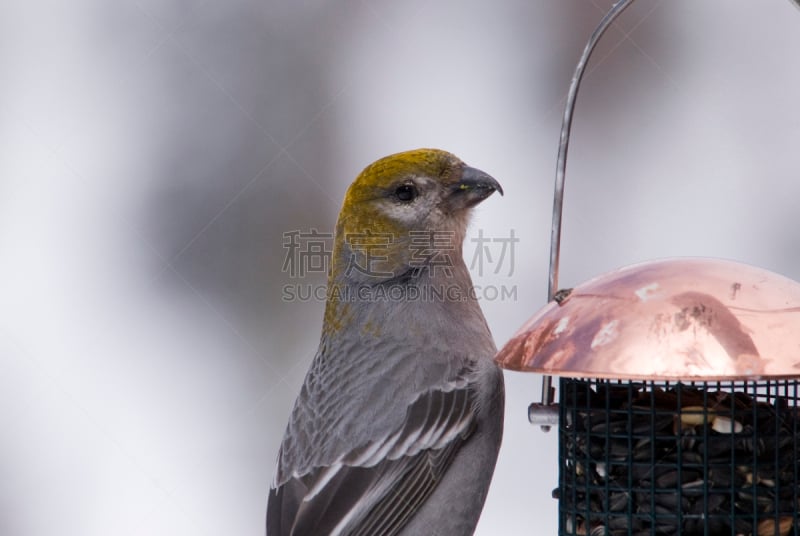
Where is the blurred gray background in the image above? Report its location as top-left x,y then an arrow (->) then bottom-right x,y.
2,0 -> 799,534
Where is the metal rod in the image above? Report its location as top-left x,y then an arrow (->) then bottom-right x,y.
537,0 -> 800,433
539,0 -> 638,431
528,403 -> 560,427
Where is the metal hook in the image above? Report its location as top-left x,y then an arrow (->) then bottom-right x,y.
537,0 -> 638,431
528,0 -> 800,432
535,0 -> 800,431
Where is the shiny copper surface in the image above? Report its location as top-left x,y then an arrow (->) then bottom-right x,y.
496,258 -> 800,380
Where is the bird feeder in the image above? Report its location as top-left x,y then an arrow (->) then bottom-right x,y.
496,257 -> 800,535
495,1 -> 800,534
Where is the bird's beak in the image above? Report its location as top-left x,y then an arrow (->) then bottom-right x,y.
447,166 -> 503,210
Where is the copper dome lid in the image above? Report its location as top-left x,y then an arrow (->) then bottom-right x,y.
496,258 -> 800,380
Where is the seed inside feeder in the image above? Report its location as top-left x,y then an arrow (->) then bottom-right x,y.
558,378 -> 800,536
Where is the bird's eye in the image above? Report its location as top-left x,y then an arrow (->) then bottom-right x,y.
394,183 -> 418,202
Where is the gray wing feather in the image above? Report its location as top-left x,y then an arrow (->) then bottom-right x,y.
350,436 -> 465,536
267,378 -> 477,536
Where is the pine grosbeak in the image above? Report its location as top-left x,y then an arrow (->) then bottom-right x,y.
268,148 -> 505,535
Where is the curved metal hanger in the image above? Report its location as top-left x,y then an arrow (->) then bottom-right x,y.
537,0 -> 800,430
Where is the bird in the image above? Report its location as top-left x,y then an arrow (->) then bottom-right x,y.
267,148 -> 505,536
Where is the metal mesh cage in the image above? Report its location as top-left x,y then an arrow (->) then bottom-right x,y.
557,377 -> 800,536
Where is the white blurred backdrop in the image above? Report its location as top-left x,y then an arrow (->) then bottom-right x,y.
2,0 -> 799,534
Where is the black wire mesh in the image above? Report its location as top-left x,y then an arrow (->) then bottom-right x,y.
557,377 -> 800,536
